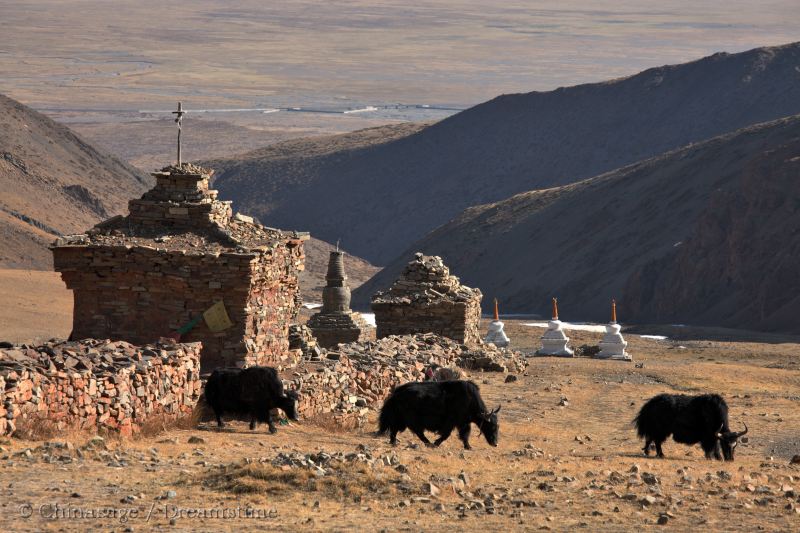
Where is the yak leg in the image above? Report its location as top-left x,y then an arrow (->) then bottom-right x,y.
267,411 -> 278,434
458,424 -> 472,450
701,438 -> 720,460
249,411 -> 258,431
389,429 -> 399,446
433,427 -> 453,447
643,439 -> 652,456
411,428 -> 433,447
654,440 -> 665,458
214,409 -> 225,428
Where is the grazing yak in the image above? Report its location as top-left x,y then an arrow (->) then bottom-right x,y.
634,393 -> 748,460
204,366 -> 299,433
379,380 -> 500,449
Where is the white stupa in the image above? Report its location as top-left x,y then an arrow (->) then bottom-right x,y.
535,297 -> 574,357
484,298 -> 510,347
596,299 -> 632,361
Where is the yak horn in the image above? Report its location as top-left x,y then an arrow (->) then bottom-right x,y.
734,422 -> 748,437
715,423 -> 724,439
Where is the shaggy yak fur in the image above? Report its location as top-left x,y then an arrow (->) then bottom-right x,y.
379,380 -> 500,449
204,366 -> 299,433
634,393 -> 747,460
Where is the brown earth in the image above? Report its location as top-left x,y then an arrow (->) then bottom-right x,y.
0,270 -> 72,344
354,115 -> 800,334
207,43 -> 800,265
0,324 -> 798,531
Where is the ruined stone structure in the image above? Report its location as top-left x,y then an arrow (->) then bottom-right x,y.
307,251 -> 374,348
52,163 -> 307,371
371,253 -> 482,345
283,333 -> 527,427
0,339 -> 201,436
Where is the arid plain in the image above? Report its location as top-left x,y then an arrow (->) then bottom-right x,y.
1,274 -> 799,531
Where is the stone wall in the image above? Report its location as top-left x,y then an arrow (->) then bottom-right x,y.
54,240 -> 304,371
281,333 -> 527,427
0,339 -> 201,437
371,254 -> 482,345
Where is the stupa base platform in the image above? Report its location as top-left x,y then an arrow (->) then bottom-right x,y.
307,311 -> 375,349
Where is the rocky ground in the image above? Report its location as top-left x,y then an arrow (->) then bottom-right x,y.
0,326 -> 797,531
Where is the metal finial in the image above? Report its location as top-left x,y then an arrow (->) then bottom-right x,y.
172,102 -> 186,166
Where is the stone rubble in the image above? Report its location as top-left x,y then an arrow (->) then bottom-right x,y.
0,338 -> 201,436
372,254 -> 482,345
282,333 -> 527,426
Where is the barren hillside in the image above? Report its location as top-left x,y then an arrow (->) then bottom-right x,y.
208,43 -> 800,264
354,115 -> 800,334
0,94 -> 151,268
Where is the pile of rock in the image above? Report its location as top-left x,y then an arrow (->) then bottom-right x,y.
288,325 -> 321,361
0,339 -> 202,437
372,254 -> 483,345
270,448 -> 407,475
283,333 -> 526,426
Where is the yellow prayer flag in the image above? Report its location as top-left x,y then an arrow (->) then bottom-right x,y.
203,300 -> 233,332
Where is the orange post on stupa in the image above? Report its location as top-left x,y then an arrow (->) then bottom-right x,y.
611,298 -> 617,323
493,298 -> 499,321
552,297 -> 559,320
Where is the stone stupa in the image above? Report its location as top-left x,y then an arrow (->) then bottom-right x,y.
596,299 -> 632,361
307,249 -> 374,348
535,298 -> 574,357
484,298 -> 510,347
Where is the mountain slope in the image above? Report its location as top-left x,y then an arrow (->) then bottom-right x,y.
0,93 -> 152,268
207,42 -> 800,264
353,115 -> 800,334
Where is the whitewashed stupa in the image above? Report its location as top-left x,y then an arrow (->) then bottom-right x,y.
596,299 -> 632,361
484,298 -> 510,347
535,298 -> 574,357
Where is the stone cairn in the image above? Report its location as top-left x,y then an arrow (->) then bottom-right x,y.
288,324 -> 321,360
596,299 -> 632,361
283,333 -> 528,427
535,298 -> 574,357
0,339 -> 201,437
52,162 -> 308,372
371,253 -> 482,345
307,251 -> 375,348
484,298 -> 510,348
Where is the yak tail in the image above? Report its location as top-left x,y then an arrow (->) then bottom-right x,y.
632,410 -> 649,438
377,401 -> 394,435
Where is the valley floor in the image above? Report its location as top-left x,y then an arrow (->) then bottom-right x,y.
0,327 -> 798,531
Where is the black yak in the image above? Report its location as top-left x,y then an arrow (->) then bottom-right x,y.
378,380 -> 500,449
634,393 -> 748,460
204,366 -> 299,433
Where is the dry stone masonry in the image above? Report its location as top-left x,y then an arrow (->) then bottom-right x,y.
282,333 -> 527,426
52,163 -> 308,371
0,339 -> 201,437
371,253 -> 482,345
307,251 -> 375,348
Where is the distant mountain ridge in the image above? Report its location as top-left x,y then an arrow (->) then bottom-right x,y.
207,42 -> 800,264
0,93 -> 378,299
0,93 -> 151,268
352,115 -> 800,334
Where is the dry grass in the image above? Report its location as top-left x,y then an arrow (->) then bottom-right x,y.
199,461 -> 405,501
